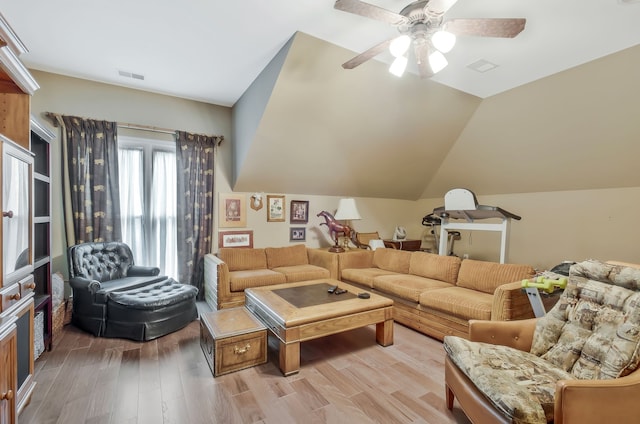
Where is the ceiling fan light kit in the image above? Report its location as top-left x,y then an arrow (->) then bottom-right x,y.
428,50 -> 448,74
389,35 -> 411,57
431,30 -> 456,53
389,55 -> 409,77
334,0 -> 526,79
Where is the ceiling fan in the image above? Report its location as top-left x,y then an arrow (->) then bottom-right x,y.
334,0 -> 526,78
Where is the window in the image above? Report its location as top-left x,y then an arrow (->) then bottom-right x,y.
118,136 -> 177,279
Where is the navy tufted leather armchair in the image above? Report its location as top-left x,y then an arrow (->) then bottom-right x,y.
68,242 -> 165,336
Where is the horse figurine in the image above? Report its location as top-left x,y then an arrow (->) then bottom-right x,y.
317,210 -> 352,252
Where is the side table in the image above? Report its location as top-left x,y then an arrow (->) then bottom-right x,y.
383,239 -> 423,251
200,307 -> 267,377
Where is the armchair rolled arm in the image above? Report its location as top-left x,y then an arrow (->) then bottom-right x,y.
128,265 -> 161,276
69,276 -> 102,294
469,318 -> 537,352
555,370 -> 640,424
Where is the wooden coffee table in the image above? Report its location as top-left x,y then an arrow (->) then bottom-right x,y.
245,279 -> 393,376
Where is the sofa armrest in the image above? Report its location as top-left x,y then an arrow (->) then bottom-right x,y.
204,254 -> 232,308
469,318 -> 537,352
128,265 -> 161,277
307,248 -> 339,279
554,369 -> 640,424
69,276 -> 102,294
491,280 -> 535,321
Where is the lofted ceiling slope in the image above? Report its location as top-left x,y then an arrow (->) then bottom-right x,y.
232,32 -> 481,200
232,33 -> 640,200
422,42 -> 640,198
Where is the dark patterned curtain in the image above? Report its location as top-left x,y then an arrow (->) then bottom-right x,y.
58,115 -> 122,245
176,131 -> 218,297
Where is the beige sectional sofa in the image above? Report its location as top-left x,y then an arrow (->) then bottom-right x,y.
204,244 -> 338,310
338,249 -> 536,340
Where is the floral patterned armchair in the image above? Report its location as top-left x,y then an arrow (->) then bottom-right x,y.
443,260 -> 640,424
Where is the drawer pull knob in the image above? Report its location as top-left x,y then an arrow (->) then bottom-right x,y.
1,390 -> 13,401
234,344 -> 251,355
2,210 -> 13,218
26,283 -> 36,290
9,293 -> 21,301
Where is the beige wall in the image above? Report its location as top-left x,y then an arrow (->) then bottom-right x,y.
30,70 -> 640,278
218,193 -> 419,250
29,71 -> 416,273
417,187 -> 640,270
30,70 -> 232,275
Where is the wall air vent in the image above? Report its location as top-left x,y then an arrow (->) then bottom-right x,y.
118,70 -> 145,80
467,59 -> 498,73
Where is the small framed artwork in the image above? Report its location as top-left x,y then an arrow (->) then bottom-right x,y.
267,195 -> 286,222
290,200 -> 309,223
290,227 -> 306,242
219,230 -> 254,248
219,193 -> 247,228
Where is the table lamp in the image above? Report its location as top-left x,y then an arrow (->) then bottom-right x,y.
334,198 -> 361,250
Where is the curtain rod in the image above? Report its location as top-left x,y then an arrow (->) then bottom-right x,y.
44,112 -> 224,145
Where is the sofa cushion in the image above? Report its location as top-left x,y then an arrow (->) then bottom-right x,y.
265,244 -> 309,269
419,287 -> 493,321
372,249 -> 411,274
372,274 -> 452,303
444,336 -> 574,424
456,259 -> 535,294
272,264 -> 330,283
409,252 -> 461,284
530,260 -> 640,380
218,248 -> 267,272
341,268 -> 400,288
228,269 -> 287,292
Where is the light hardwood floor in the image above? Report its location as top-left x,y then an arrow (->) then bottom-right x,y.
20,312 -> 471,424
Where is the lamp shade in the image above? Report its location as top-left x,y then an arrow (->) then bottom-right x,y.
334,198 -> 361,220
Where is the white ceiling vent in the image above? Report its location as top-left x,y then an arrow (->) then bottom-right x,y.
118,70 -> 145,80
467,59 -> 499,73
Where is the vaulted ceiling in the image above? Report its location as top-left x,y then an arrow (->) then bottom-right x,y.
2,1 -> 639,200
231,32 -> 640,200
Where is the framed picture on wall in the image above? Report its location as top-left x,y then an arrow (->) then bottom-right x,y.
290,227 -> 306,242
290,200 -> 309,223
267,195 -> 285,222
219,193 -> 247,228
219,230 -> 253,248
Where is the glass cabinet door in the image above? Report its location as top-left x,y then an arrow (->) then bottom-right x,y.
2,137 -> 33,283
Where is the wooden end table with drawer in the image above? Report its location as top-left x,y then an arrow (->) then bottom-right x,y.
200,307 -> 267,377
245,279 -> 393,376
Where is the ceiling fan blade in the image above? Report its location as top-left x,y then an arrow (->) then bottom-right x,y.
444,18 -> 526,38
342,39 -> 393,69
334,0 -> 408,26
425,0 -> 459,16
413,41 -> 434,79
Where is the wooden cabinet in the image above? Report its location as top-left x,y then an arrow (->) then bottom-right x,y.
0,13 -> 40,424
0,321 -> 17,424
